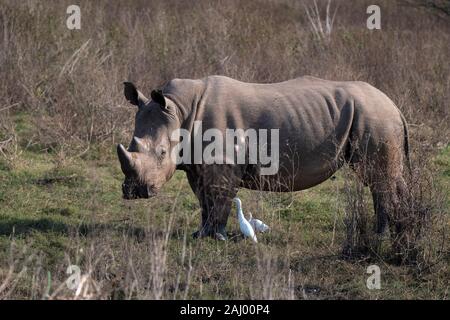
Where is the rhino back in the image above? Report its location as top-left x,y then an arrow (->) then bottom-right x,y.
197,76 -> 354,155
196,75 -> 402,143
164,75 -> 404,190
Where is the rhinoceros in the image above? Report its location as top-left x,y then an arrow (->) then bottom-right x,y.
117,75 -> 410,244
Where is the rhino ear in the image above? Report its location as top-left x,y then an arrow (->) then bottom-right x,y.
151,89 -> 167,108
124,82 -> 148,107
124,82 -> 139,106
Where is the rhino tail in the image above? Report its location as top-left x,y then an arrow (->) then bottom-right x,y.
400,112 -> 412,174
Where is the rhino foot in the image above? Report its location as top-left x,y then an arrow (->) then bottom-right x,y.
214,232 -> 227,241
192,226 -> 227,241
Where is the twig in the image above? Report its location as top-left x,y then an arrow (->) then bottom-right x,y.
0,102 -> 19,112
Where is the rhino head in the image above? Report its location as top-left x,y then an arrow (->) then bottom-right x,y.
118,82 -> 180,199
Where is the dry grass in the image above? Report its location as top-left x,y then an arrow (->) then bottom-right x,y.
1,0 -> 448,153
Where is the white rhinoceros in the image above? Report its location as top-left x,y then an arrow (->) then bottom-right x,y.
117,75 -> 410,247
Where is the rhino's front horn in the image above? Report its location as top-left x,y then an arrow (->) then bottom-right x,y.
117,144 -> 135,173
133,136 -> 148,153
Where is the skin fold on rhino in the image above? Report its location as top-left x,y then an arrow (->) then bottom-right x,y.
117,75 -> 411,249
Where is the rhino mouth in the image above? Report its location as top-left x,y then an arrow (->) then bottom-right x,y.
122,182 -> 158,200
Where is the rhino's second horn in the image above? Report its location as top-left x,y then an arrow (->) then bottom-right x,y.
133,136 -> 148,153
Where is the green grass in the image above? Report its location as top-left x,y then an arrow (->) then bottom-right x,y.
435,145 -> 450,208
0,141 -> 448,299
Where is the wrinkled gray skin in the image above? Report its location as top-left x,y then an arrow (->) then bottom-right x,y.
118,75 -> 410,248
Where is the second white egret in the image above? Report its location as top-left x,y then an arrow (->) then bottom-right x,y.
248,212 -> 270,233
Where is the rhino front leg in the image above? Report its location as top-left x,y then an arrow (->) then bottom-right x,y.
194,192 -> 235,240
187,166 -> 241,240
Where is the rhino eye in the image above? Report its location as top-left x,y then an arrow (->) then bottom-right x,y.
156,146 -> 167,159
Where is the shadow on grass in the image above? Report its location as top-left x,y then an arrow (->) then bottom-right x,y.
0,217 -> 150,240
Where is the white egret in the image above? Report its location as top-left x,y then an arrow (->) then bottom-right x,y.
248,212 -> 270,233
233,198 -> 257,243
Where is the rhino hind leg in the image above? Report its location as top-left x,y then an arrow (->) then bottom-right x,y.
371,186 -> 390,234
349,139 -> 411,257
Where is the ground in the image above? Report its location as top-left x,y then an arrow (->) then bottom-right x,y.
0,114 -> 448,299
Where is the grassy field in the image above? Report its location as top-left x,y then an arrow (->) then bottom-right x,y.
0,115 -> 448,299
0,0 -> 449,299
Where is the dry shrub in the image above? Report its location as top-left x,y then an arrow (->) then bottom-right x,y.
341,170 -> 373,259
0,237 -> 53,300
1,0 -> 448,157
393,155 -> 448,269
340,153 -> 448,269
0,222 -> 188,300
